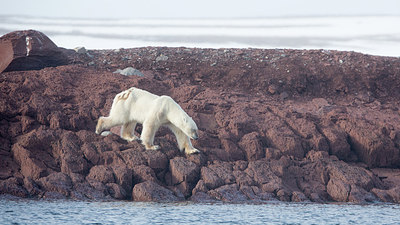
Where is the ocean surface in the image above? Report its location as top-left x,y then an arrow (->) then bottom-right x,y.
1,15 -> 399,57
1,197 -> 400,225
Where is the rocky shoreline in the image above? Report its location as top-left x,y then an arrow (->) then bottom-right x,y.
1,30 -> 400,203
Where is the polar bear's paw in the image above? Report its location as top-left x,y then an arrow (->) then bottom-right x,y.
185,148 -> 200,155
122,135 -> 140,142
146,145 -> 161,151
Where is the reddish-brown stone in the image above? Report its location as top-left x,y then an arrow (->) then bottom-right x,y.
0,30 -> 71,72
132,181 -> 182,202
1,31 -> 400,203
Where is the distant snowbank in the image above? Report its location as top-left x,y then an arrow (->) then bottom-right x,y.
1,15 -> 399,56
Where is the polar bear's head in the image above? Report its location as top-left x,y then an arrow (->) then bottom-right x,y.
182,116 -> 199,140
95,117 -> 105,134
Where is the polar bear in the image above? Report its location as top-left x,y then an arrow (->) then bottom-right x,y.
95,87 -> 200,154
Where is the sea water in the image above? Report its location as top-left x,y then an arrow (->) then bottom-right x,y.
1,197 -> 400,225
1,15 -> 400,57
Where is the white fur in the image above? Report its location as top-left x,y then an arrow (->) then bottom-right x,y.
96,87 -> 200,154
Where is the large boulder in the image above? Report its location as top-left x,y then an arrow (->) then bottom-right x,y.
168,157 -> 200,197
0,30 -> 70,72
132,181 -> 183,202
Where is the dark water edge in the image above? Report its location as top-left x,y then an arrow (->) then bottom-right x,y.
1,195 -> 400,225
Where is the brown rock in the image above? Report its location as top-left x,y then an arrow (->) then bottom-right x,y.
327,177 -> 350,201
338,119 -> 400,167
192,179 -> 208,194
233,170 -> 256,187
142,150 -> 168,171
276,189 -> 291,201
186,152 -> 207,167
312,98 -> 330,108
371,188 -> 394,202
239,186 -> 260,200
238,132 -> 265,161
201,162 -> 236,190
252,186 -> 277,201
0,154 -> 19,180
23,177 -> 42,196
220,138 -> 245,161
58,132 -> 89,175
245,160 -> 281,186
87,180 -> 109,195
0,30 -> 70,73
208,184 -> 248,202
319,124 -> 353,161
87,165 -> 115,184
11,129 -> 60,180
0,177 -> 28,197
81,143 -> 101,165
38,172 -> 72,197
190,191 -> 218,202
169,157 -> 200,184
132,181 -> 182,202
73,182 -> 108,200
291,191 -> 309,202
371,168 -> 400,189
169,157 -> 200,196
348,185 -> 377,203
265,148 -> 282,160
100,151 -> 125,166
200,167 -> 224,190
266,127 -> 304,158
106,183 -> 127,200
120,149 -> 147,168
371,186 -> 400,203
12,144 -> 49,180
268,84 -> 278,95
111,165 -> 133,195
386,187 -> 400,203
132,165 -> 158,184
306,150 -> 329,162
1,39 -> 400,203
327,160 -> 382,191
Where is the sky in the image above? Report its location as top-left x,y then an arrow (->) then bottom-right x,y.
1,0 -> 399,18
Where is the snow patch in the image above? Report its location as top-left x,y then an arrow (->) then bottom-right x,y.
101,131 -> 112,136
113,67 -> 144,76
25,36 -> 32,56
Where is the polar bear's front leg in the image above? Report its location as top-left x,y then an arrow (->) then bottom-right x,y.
141,119 -> 160,150
166,124 -> 200,155
185,147 -> 200,155
121,121 -> 140,142
183,140 -> 200,155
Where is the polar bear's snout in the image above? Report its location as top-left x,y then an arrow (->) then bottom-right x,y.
191,130 -> 199,140
95,117 -> 105,134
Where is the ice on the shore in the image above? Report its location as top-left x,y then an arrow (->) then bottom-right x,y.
1,15 -> 399,57
113,67 -> 144,76
100,131 -> 112,136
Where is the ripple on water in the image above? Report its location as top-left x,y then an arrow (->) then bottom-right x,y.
1,198 -> 400,225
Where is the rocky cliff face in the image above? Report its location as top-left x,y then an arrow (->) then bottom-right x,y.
1,30 -> 400,203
